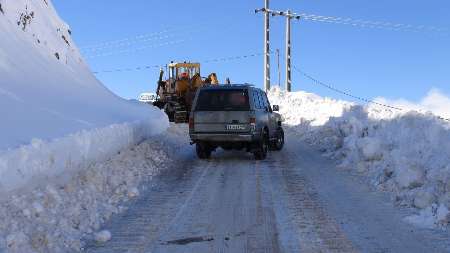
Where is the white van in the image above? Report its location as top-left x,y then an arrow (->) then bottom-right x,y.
138,93 -> 157,104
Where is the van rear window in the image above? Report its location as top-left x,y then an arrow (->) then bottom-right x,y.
195,89 -> 250,111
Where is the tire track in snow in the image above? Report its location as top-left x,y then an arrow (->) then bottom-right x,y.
83,151 -> 208,253
146,160 -> 211,252
83,142 -> 355,253
84,126 -> 450,252
263,151 -> 357,253
150,152 -> 282,253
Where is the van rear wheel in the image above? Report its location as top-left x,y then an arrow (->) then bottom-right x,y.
196,142 -> 212,159
254,132 -> 269,160
271,128 -> 284,151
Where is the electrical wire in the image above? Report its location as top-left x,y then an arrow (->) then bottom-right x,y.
203,52 -> 266,63
298,13 -> 448,35
80,26 -> 207,56
292,65 -> 450,122
80,28 -> 176,50
91,64 -> 162,74
79,22 -> 220,54
80,23 -> 227,58
92,52 -> 268,74
81,33 -> 180,54
84,38 -> 191,59
292,65 -> 404,111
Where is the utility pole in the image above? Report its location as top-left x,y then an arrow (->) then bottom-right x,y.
285,10 -> 292,92
255,0 -> 271,92
257,8 -> 301,92
276,48 -> 281,87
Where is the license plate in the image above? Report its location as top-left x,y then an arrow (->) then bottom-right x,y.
226,124 -> 245,131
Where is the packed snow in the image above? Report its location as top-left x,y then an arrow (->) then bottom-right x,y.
269,87 -> 450,229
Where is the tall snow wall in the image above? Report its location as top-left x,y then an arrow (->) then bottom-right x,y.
0,0 -> 168,192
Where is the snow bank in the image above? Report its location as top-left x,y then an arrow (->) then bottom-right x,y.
0,0 -> 169,193
375,88 -> 450,120
0,119 -> 167,193
0,2 -> 171,250
0,132 -> 180,252
269,87 -> 450,228
268,87 -> 353,127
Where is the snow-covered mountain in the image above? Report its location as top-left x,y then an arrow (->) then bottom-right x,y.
0,0 -> 168,192
0,0 -> 167,150
0,1 -> 169,251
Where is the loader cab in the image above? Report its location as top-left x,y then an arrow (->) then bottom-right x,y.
166,63 -> 201,92
168,63 -> 201,80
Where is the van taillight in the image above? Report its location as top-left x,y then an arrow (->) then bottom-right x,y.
189,117 -> 194,129
249,117 -> 256,132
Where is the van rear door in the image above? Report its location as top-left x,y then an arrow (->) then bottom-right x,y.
193,89 -> 252,133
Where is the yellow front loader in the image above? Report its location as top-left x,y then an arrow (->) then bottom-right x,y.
153,62 -> 219,123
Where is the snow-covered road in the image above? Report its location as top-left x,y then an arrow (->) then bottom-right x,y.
83,127 -> 450,253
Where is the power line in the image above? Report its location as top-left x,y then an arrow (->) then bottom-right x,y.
79,28 -> 176,50
80,26 -> 205,55
80,23 -> 230,58
292,65 -> 404,111
79,22 -> 222,54
92,52 -> 267,74
84,38 -> 191,59
92,64 -> 162,74
203,52 -> 267,63
292,65 -> 450,122
81,33 -> 180,54
299,13 -> 448,35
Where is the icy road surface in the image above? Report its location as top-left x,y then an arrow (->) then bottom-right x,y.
83,129 -> 450,253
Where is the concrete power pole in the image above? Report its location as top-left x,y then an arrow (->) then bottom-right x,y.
285,10 -> 292,92
256,5 -> 300,92
264,0 -> 270,92
276,48 -> 281,87
258,9 -> 300,92
255,0 -> 271,92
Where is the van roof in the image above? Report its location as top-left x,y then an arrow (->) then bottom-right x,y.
200,84 -> 258,90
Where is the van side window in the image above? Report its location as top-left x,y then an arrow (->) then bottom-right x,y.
253,90 -> 261,110
262,92 -> 272,112
252,91 -> 260,109
260,91 -> 266,108
257,91 -> 264,110
258,91 -> 267,110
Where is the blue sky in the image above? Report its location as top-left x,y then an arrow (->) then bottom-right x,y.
53,0 -> 450,102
